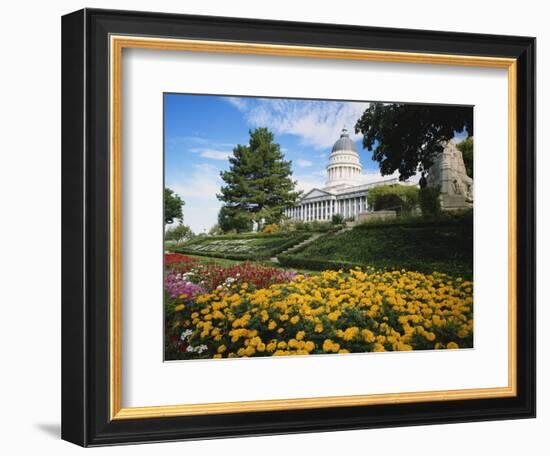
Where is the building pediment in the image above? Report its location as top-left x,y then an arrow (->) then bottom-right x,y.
301,188 -> 333,200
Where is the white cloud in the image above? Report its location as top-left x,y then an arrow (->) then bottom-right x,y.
225,98 -> 370,150
224,96 -> 248,111
294,174 -> 326,194
295,158 -> 313,168
359,169 -> 420,185
198,149 -> 232,160
166,163 -> 223,233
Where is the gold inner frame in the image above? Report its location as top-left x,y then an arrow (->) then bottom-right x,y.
109,35 -> 517,420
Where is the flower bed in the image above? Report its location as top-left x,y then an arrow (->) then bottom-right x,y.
175,232 -> 311,260
164,253 -> 198,267
165,268 -> 473,360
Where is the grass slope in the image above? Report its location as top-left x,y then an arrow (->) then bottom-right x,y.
281,214 -> 473,278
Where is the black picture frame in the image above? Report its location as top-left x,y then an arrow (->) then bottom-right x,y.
62,8 -> 536,447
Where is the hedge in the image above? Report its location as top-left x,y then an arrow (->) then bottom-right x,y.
353,210 -> 472,230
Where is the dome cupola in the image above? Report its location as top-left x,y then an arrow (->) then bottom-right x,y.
325,127 -> 362,188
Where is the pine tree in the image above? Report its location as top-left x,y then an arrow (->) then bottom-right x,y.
217,128 -> 301,230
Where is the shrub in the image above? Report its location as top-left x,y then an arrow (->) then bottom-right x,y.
291,220 -> 335,232
262,223 -> 279,233
366,184 -> 419,215
419,186 -> 441,216
331,214 -> 344,225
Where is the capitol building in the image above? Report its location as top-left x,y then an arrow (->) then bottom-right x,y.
284,128 -> 399,222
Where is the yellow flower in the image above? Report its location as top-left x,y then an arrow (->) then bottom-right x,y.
304,341 -> 315,352
217,345 -> 226,354
322,339 -> 340,353
361,329 -> 375,343
296,330 -> 305,341
174,304 -> 185,312
268,321 -> 277,330
446,341 -> 459,349
290,315 -> 300,324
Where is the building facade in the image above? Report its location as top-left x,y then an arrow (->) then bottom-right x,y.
284,128 -> 399,222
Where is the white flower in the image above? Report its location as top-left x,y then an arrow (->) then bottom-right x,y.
196,344 -> 208,354
180,329 -> 193,341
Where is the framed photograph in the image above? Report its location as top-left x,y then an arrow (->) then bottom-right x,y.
61,8 -> 535,446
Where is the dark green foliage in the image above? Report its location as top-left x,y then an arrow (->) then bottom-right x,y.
457,136 -> 474,178
366,184 -> 419,215
218,205 -> 253,233
164,188 -> 184,225
354,102 -> 473,180
419,186 -> 441,216
280,212 -> 473,278
331,213 -> 344,225
218,128 -> 301,229
293,220 -> 337,233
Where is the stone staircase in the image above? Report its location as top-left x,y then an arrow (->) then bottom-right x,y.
270,226 -> 350,263
270,233 -> 324,263
333,226 -> 352,236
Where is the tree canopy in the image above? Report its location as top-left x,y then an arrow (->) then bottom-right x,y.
355,103 -> 473,180
457,136 -> 474,178
217,128 -> 301,230
164,188 -> 184,225
165,223 -> 194,242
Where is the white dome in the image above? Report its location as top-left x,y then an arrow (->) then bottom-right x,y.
325,128 -> 362,187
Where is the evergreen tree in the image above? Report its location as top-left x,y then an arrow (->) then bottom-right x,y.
217,128 -> 301,229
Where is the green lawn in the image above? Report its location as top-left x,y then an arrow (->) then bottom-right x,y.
280,214 -> 473,278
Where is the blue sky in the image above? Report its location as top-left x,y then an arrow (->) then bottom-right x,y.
164,94 -> 467,233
